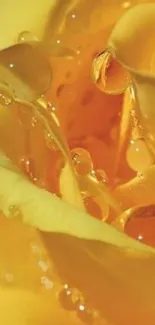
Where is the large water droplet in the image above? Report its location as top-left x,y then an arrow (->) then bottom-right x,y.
18,31 -> 39,43
126,138 -> 154,172
71,148 -> 93,176
92,50 -> 130,94
123,205 -> 155,248
0,43 -> 52,102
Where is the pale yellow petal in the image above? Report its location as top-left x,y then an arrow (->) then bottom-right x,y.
0,153 -> 155,324
107,3 -> 155,154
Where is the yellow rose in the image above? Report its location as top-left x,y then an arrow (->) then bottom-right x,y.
0,1 -> 155,325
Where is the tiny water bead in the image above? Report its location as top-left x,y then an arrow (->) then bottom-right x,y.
0,92 -> 12,106
36,97 -> 59,127
65,9 -> 90,34
20,156 -> 38,182
44,130 -> 58,151
8,205 -> 20,218
71,148 -> 93,176
58,286 -> 80,311
47,101 -> 59,127
58,284 -> 100,324
122,1 -> 131,9
30,242 -> 42,255
77,304 -> 94,324
126,138 -> 154,172
40,276 -> 53,290
92,50 -> 130,94
31,116 -> 38,128
48,36 -> 76,58
38,260 -> 49,273
20,156 -> 32,174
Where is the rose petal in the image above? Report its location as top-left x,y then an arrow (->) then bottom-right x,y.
107,3 -> 155,154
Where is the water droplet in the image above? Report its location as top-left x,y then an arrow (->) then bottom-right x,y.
65,6 -> 91,33
77,304 -> 94,324
0,92 -> 12,106
126,138 -> 154,172
137,172 -> 144,180
71,13 -> 76,19
41,276 -> 53,289
8,205 -> 20,218
30,243 -> 42,255
65,10 -> 79,32
137,234 -> 143,241
0,43 -> 52,102
59,287 -> 76,310
71,148 -> 93,175
20,157 -> 31,173
92,169 -> 108,184
132,125 -> 143,141
38,260 -> 49,272
122,1 -> 131,9
59,286 -> 83,310
76,47 -> 81,56
130,109 -> 138,127
46,102 -> 59,126
46,101 -> 57,113
92,50 -> 130,94
79,304 -> 85,311
20,156 -> 38,182
50,37 -> 75,58
115,205 -> 155,247
44,130 -> 58,151
31,116 -> 37,128
125,213 -> 155,248
18,31 -> 39,43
